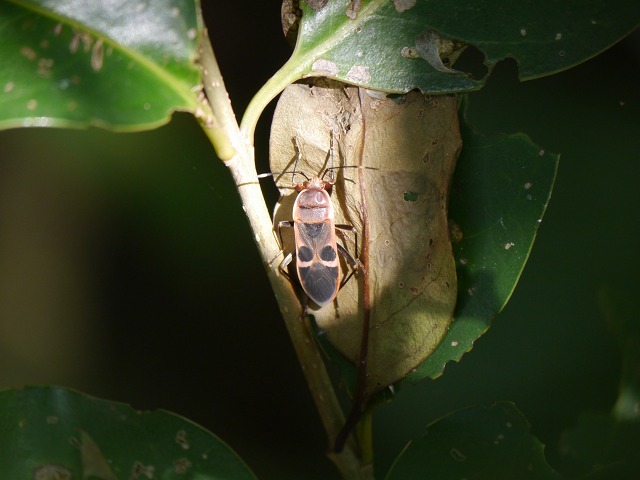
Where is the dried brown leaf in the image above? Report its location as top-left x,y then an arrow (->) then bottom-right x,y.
269,81 -> 459,391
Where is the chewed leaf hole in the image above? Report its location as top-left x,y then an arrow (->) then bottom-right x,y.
452,44 -> 489,80
404,191 -> 419,202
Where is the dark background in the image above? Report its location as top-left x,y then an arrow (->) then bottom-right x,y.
0,2 -> 638,478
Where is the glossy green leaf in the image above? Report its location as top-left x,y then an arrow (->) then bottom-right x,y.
386,403 -> 561,480
0,386 -> 257,480
283,0 -> 639,94
405,109 -> 559,383
0,0 -> 202,130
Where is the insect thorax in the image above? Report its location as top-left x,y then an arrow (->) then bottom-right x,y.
294,188 -> 334,223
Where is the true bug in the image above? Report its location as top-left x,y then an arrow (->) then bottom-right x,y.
271,135 -> 360,308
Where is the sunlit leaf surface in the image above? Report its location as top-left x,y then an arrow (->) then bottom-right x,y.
0,0 -> 202,130
270,82 -> 459,392
284,0 -> 639,93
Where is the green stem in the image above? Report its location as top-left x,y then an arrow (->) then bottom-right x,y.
198,30 -> 369,480
239,58 -> 305,145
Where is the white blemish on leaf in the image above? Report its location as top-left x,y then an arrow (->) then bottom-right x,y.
345,0 -> 362,19
20,46 -> 36,61
415,30 -> 457,73
538,149 -> 545,156
131,461 -> 155,479
467,287 -> 477,296
345,65 -> 371,83
555,33 -> 562,40
524,182 -> 532,189
392,0 -> 416,12
504,242 -> 514,250
70,29 -> 93,54
173,458 -> 192,474
451,341 -> 458,347
175,430 -> 190,450
32,464 -> 72,480
187,28 -> 197,40
26,99 -> 37,110
311,58 -> 339,76
143,102 -> 151,110
53,22 -> 63,36
3,81 -> 14,93
520,28 -> 527,36
401,46 -> 419,58
91,39 -> 104,71
37,58 -> 54,78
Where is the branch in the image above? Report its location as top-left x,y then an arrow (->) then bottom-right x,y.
197,30 -> 370,480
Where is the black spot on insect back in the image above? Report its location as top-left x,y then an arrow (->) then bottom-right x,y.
298,245 -> 314,262
320,245 -> 337,262
299,264 -> 340,307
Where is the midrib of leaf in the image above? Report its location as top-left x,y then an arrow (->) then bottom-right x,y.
6,0 -> 199,109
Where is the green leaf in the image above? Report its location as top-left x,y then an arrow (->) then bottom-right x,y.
295,0 -> 639,89
406,108 -> 559,383
0,386 -> 257,480
244,0 -> 638,154
386,403 -> 561,480
0,0 -> 202,131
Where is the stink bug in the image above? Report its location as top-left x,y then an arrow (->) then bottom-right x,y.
271,135 -> 360,308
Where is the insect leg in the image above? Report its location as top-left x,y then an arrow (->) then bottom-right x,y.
336,243 -> 358,289
276,220 -> 295,281
335,223 -> 358,259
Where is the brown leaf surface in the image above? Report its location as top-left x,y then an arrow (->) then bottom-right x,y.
269,81 -> 459,391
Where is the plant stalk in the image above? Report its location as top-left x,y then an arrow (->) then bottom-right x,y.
198,30 -> 371,480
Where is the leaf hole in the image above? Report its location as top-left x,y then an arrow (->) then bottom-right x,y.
452,43 -> 489,80
403,191 -> 418,202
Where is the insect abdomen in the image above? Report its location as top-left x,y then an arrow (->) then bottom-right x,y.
294,221 -> 340,307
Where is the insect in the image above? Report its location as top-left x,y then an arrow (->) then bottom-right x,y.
272,135 -> 360,308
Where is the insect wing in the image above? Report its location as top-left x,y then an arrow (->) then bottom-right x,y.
294,220 -> 340,307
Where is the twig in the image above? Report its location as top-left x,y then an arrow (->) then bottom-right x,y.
197,29 -> 371,480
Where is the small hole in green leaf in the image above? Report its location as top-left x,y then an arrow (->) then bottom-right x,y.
404,191 -> 418,202
453,44 -> 488,80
